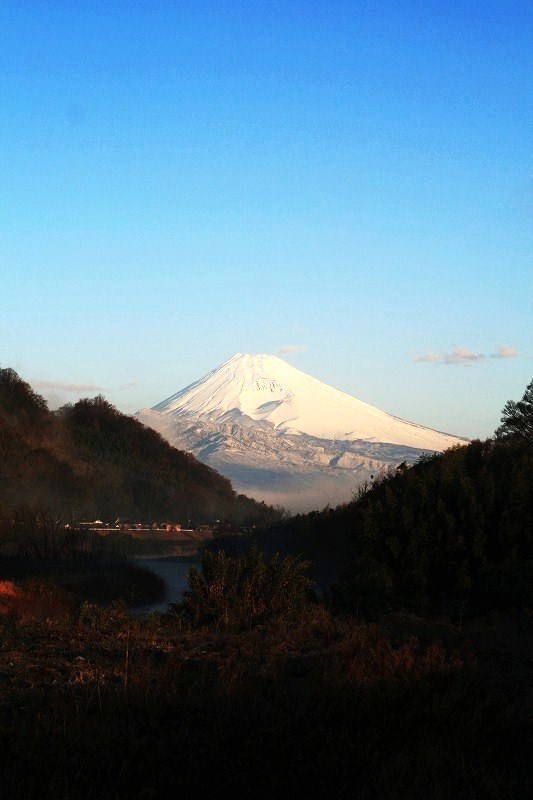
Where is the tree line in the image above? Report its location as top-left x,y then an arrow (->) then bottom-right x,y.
243,379 -> 533,619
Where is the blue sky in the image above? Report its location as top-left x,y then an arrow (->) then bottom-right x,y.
1,1 -> 531,439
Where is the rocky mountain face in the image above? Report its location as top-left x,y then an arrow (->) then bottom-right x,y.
136,354 -> 467,511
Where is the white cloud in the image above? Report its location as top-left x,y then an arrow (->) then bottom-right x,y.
31,379 -> 103,392
490,345 -> 518,359
277,344 -> 307,355
443,347 -> 485,364
414,345 -> 519,365
413,352 -> 442,363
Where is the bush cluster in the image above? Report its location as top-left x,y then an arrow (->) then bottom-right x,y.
177,548 -> 314,629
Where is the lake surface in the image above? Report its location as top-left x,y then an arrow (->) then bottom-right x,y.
135,556 -> 201,614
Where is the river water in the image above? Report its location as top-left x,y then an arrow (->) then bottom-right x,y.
135,556 -> 201,615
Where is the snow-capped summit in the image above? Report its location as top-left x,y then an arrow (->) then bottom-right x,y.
137,353 -> 467,510
153,353 -> 463,452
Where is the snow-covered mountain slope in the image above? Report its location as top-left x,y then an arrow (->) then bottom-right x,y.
153,353 -> 463,451
137,353 -> 467,511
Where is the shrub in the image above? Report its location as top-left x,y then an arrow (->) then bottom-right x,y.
78,599 -> 129,632
0,579 -> 74,622
0,580 -> 18,615
177,548 -> 314,629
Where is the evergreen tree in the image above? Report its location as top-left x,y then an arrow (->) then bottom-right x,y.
496,379 -> 533,444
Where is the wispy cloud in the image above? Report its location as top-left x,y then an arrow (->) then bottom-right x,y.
118,381 -> 140,391
277,344 -> 307,355
490,345 -> 518,359
31,380 -> 103,392
414,345 -> 519,365
443,347 -> 485,364
413,352 -> 442,363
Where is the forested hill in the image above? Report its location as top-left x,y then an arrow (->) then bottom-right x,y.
238,380 -> 533,619
0,367 -> 281,524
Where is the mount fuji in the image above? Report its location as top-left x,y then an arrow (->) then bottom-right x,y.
136,354 -> 467,511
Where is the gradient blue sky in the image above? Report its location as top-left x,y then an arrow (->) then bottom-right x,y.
1,1 -> 531,439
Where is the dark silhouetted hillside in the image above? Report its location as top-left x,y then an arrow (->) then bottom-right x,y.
234,380 -> 533,619
0,367 -> 281,525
